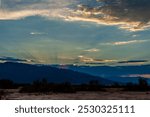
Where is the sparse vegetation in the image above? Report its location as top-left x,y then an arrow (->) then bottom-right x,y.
0,77 -> 150,100
76,80 -> 104,91
52,82 -> 76,93
19,79 -> 104,93
0,79 -> 18,89
123,78 -> 150,91
20,78 -> 51,93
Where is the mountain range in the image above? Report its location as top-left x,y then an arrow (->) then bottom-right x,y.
0,62 -> 150,85
0,62 -> 113,85
52,64 -> 150,84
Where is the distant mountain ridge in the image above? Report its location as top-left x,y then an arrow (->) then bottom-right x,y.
55,65 -> 150,84
0,62 -> 113,85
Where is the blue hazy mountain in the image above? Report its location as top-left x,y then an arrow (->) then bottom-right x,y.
0,62 -> 113,85
57,65 -> 150,84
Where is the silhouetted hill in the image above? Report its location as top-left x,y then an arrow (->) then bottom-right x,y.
0,62 -> 113,85
56,65 -> 150,84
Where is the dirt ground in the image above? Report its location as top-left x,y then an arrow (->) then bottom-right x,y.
1,88 -> 150,100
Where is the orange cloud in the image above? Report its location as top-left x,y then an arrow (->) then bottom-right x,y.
66,0 -> 150,31
100,40 -> 148,46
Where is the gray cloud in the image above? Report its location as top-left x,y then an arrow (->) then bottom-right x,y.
85,59 -> 149,65
85,62 -> 105,65
100,40 -> 149,46
1,0 -> 73,10
1,0 -> 150,31
0,56 -> 34,63
118,60 -> 149,64
69,0 -> 150,31
0,0 -> 77,20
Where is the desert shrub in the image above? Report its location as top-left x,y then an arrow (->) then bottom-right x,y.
111,82 -> 122,88
88,80 -> 103,91
20,79 -> 105,93
76,84 -> 89,91
20,78 -> 51,93
52,82 -> 76,93
0,79 -> 15,89
123,78 -> 149,91
123,82 -> 137,91
138,78 -> 149,91
76,80 -> 104,91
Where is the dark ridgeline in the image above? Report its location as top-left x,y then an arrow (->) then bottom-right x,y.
0,62 -> 111,94
0,62 -> 113,84
66,64 -> 150,84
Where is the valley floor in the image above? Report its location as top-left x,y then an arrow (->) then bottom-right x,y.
1,88 -> 150,100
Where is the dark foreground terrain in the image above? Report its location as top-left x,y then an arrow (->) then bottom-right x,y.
0,77 -> 150,100
1,88 -> 150,100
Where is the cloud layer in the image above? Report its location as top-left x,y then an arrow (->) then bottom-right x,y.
1,0 -> 150,31
101,40 -> 149,46
0,56 -> 34,63
69,0 -> 150,31
0,0 -> 77,20
118,60 -> 149,64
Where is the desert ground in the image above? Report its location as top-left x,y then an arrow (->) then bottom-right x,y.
1,88 -> 150,100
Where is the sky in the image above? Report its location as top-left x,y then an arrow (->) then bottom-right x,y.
0,0 -> 150,65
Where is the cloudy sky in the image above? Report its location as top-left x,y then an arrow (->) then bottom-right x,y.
0,0 -> 150,65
